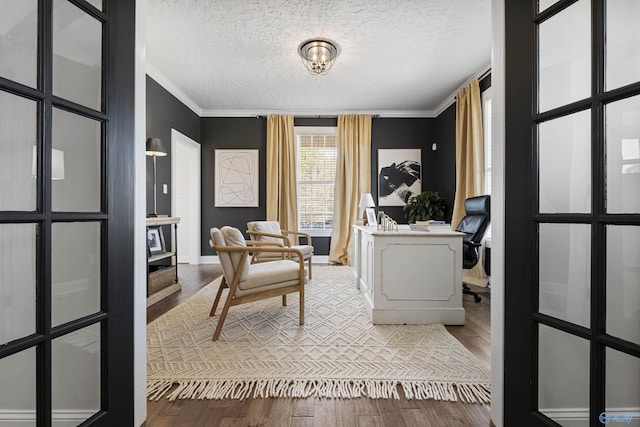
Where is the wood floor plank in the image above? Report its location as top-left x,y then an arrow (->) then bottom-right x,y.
312,398 -> 336,427
145,264 -> 493,427
376,396 -> 409,427
239,397 -> 275,425
265,398 -> 294,427
335,397 -> 358,426
292,396 -> 315,417
290,417 -> 315,427
401,408 -> 434,427
355,396 -> 379,416
147,415 -> 179,427
463,403 -> 492,426
358,415 -> 385,427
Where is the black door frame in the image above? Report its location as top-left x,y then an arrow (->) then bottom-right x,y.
504,0 -> 640,425
0,0 -> 135,425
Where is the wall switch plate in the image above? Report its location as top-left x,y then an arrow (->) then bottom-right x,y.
163,184 -> 168,194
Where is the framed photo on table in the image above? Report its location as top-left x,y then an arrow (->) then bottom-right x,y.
147,226 -> 166,255
366,208 -> 377,226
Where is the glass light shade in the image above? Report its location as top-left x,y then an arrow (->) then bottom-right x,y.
298,39 -> 339,76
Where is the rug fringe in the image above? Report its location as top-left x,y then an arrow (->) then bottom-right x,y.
147,379 -> 490,403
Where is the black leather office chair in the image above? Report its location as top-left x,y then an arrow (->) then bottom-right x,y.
454,195 -> 490,302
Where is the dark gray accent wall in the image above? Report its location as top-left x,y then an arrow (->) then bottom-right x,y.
371,118 -> 444,224
196,115 -> 458,256
146,77 -> 470,257
431,104 -> 457,223
146,76 -> 200,218
200,117 -> 268,255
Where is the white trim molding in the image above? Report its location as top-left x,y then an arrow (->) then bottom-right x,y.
145,64 -> 491,120
146,62 -> 203,116
432,61 -> 492,117
539,407 -> 640,424
0,409 -> 96,425
200,109 -> 438,118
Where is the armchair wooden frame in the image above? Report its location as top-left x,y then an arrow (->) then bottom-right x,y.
246,228 -> 314,278
208,241 -> 306,341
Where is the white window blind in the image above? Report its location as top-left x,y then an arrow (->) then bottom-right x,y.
482,87 -> 492,239
295,127 -> 337,235
483,88 -> 493,196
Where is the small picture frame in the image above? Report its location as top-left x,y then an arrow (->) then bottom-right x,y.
147,226 -> 166,255
365,208 -> 377,226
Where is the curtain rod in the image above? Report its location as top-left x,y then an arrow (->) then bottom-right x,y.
478,69 -> 491,82
255,114 -> 381,119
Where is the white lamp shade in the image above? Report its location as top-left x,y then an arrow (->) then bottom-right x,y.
359,192 -> 375,208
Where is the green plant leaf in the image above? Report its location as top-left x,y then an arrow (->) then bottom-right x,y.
403,190 -> 447,223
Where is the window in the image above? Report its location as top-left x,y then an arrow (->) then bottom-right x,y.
482,87 -> 492,239
482,87 -> 492,195
295,127 -> 337,236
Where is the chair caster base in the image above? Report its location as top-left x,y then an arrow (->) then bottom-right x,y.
463,283 -> 482,303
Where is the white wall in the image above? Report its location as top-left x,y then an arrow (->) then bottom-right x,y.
489,1 -> 505,425
134,0 -> 147,424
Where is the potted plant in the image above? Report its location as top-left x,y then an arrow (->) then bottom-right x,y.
403,190 -> 446,224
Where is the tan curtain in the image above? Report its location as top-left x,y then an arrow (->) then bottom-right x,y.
452,79 -> 487,286
329,115 -> 372,265
266,115 -> 298,236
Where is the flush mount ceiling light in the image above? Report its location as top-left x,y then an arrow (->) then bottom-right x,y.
298,38 -> 339,76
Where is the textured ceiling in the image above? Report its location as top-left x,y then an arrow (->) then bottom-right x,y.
145,0 -> 491,116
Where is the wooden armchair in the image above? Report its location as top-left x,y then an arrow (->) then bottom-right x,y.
208,226 -> 307,341
246,221 -> 314,278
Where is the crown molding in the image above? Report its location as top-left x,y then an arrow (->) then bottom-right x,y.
146,62 -> 203,116
199,109 -> 438,118
432,62 -> 492,116
146,62 -> 491,120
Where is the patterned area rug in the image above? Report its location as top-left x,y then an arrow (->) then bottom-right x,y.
147,266 -> 491,402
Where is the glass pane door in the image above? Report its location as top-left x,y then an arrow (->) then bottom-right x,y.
533,0 -> 640,424
504,0 -> 640,424
0,1 -> 135,424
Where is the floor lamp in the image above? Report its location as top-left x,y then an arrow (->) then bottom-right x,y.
146,137 -> 167,217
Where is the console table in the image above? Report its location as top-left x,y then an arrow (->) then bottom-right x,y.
352,224 -> 465,325
146,216 -> 181,307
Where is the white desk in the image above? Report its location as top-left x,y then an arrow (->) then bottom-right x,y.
352,224 -> 465,325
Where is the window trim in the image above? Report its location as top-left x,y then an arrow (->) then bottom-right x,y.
295,126 -> 337,237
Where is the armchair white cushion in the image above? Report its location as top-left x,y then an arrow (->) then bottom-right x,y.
247,220 -> 314,278
208,226 -> 307,341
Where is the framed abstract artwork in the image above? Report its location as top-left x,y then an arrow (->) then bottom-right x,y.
377,149 -> 422,206
214,149 -> 259,207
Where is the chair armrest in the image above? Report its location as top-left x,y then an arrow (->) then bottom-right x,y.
246,230 -> 292,247
251,246 -> 305,261
280,229 -> 313,246
463,240 -> 483,248
246,240 -> 285,247
213,244 -> 304,264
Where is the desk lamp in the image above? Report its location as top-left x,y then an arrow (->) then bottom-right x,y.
359,193 -> 375,225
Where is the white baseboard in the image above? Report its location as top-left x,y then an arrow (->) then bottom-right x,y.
540,407 -> 640,424
0,409 -> 96,425
199,255 -> 219,264
199,255 -> 330,264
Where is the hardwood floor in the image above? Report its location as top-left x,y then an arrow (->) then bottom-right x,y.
145,264 -> 493,427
